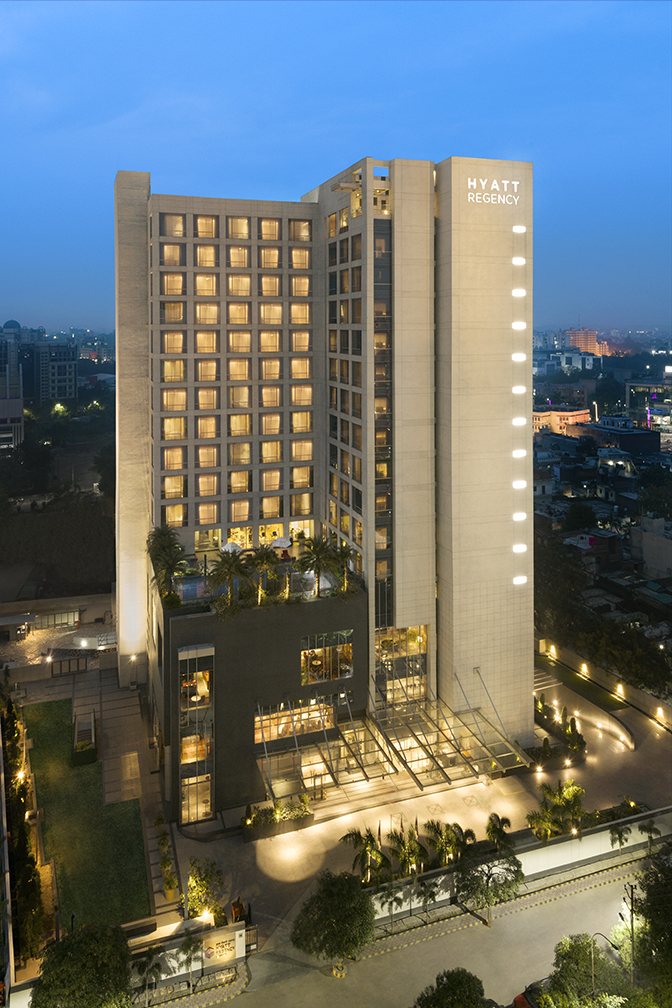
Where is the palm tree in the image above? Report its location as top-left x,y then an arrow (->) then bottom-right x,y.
450,822 -> 477,863
486,813 -> 513,853
340,827 -> 391,885
136,944 -> 165,1008
526,807 -> 557,845
147,526 -> 188,596
539,778 -> 586,836
414,878 -> 440,922
638,818 -> 661,855
610,823 -> 632,850
245,545 -> 281,605
385,826 -> 428,879
172,928 -> 202,990
379,881 -> 405,933
208,551 -> 251,605
424,820 -> 458,866
295,536 -> 339,597
333,542 -> 355,590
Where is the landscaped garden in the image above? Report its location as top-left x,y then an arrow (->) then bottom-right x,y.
23,699 -> 150,927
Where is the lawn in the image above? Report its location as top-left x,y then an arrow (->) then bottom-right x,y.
535,654 -> 628,713
24,699 -> 150,927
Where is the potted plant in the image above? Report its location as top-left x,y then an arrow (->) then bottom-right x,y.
163,869 -> 178,901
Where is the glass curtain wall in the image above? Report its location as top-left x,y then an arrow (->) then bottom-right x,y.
179,650 -> 214,823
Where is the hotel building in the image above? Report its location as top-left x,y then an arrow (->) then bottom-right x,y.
115,156 -> 535,824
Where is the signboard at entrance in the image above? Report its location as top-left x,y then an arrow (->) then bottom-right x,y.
202,923 -> 246,963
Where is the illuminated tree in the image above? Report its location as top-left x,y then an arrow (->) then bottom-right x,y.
291,871 -> 375,974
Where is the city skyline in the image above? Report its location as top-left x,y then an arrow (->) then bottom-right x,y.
0,0 -> 670,332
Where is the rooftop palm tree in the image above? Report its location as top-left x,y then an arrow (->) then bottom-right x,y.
340,827 -> 391,885
245,545 -> 281,605
295,537 -> 339,597
208,551 -> 251,605
147,526 -> 189,596
333,542 -> 355,591
486,812 -> 513,854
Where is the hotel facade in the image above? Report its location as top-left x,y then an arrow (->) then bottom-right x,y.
115,156 -> 535,825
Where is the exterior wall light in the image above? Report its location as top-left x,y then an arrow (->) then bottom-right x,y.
512,480 -> 527,489
512,417 -> 526,426
513,576 -> 527,584
512,289 -> 526,297
513,512 -> 526,521
512,257 -> 526,265
512,386 -> 526,394
512,544 -> 527,553
512,449 -> 526,457
512,226 -> 526,233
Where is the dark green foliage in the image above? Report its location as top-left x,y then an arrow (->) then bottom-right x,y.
290,870 -> 375,966
0,439 -> 53,497
635,852 -> 672,999
30,924 -> 132,1008
547,932 -> 629,999
456,854 -> 524,925
639,465 -> 672,520
411,966 -> 485,1007
147,525 -> 189,597
91,441 -> 115,498
180,857 -> 228,925
563,502 -> 598,531
245,796 -> 311,827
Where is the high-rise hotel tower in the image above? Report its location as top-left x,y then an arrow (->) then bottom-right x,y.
115,157 -> 534,824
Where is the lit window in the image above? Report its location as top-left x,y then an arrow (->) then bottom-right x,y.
228,414 -> 251,437
197,416 -> 219,439
291,385 -> 312,406
195,274 -> 218,296
160,214 -> 185,237
353,520 -> 363,546
291,411 -> 312,433
260,303 -> 282,325
164,503 -> 186,526
229,443 -> 251,465
339,270 -> 349,295
195,245 -> 217,267
260,386 -> 281,407
161,302 -> 184,323
228,386 -> 249,409
261,469 -> 282,492
291,248 -> 310,269
512,257 -> 526,265
291,466 -> 311,489
291,439 -> 312,461
228,246 -> 249,268
290,493 -> 312,516
162,331 -> 184,354
228,303 -> 249,326
197,446 -> 218,468
339,207 -> 349,231
291,358 -> 311,379
162,447 -> 185,470
227,217 -> 250,239
261,497 -> 282,519
291,303 -> 311,324
195,215 -> 218,238
292,276 -> 311,297
197,503 -> 218,525
227,331 -> 251,352
512,386 -> 526,394
229,471 -> 249,493
162,417 -> 185,440
197,474 -> 218,497
195,331 -> 219,353
259,330 -> 280,352
261,358 -> 281,381
228,274 -> 250,296
162,389 -> 187,411
161,244 -> 183,266
196,303 -> 220,324
228,359 -> 249,380
328,213 -> 337,237
259,218 -> 280,240
229,500 -> 250,522
512,480 -> 527,489
260,275 -> 281,297
261,413 -> 281,435
340,301 -> 349,324
161,360 -> 184,382
197,360 -> 219,382
261,441 -> 282,463
289,220 -> 311,241
162,476 -> 184,499
376,560 -> 390,582
259,246 -> 280,269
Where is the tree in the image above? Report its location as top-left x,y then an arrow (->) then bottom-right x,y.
456,853 -> 525,926
411,967 -> 485,1008
385,825 -> 428,879
333,542 -> 355,590
340,827 -> 391,885
290,870 -> 375,974
485,812 -> 513,853
414,878 -> 440,922
172,929 -> 202,990
379,881 -> 405,932
424,819 -> 458,866
135,945 -> 165,1008
527,779 -> 586,842
30,924 -> 132,1008
208,550 -> 251,605
563,502 -> 598,531
91,442 -> 115,498
449,822 -> 477,863
609,824 -> 631,850
635,852 -> 672,998
146,525 -> 189,597
245,545 -> 280,604
295,536 -> 339,597
637,818 -> 661,855
547,933 -> 628,1000
180,857 -> 228,926
639,466 -> 672,521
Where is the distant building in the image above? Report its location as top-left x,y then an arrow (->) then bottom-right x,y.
566,415 -> 661,454
0,332 -> 24,449
564,328 -> 609,355
533,406 -> 591,435
20,343 -> 78,404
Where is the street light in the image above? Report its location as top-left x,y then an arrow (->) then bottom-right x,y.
591,932 -> 620,996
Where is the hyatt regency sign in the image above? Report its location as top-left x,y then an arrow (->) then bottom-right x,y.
467,178 -> 521,205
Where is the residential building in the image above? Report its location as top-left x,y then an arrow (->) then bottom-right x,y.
532,406 -> 591,435
0,331 -> 24,450
20,342 -> 78,404
115,156 -> 535,823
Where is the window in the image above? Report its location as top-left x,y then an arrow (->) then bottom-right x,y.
259,275 -> 281,297
290,493 -> 312,516
340,238 -> 348,263
352,521 -> 363,546
329,330 -> 338,352
162,446 -> 185,470
261,441 -> 282,463
261,413 -> 282,435
352,454 -> 362,483
195,274 -> 218,296
291,411 -> 312,433
291,466 -> 311,489
291,384 -> 312,405
329,415 -> 338,438
228,274 -> 250,296
195,244 -> 218,267
197,446 -> 218,468
340,359 -> 349,384
197,474 -> 218,497
229,500 -> 250,522
339,207 -> 349,232
291,439 -> 312,461
227,216 -> 250,239
260,469 -> 281,492
329,243 -> 337,267
227,246 -> 249,268
351,234 -> 362,260
259,218 -> 280,240
162,475 -> 185,499
161,243 -> 184,266
340,389 -> 349,414
228,442 -> 251,465
301,629 -> 352,684
160,213 -> 185,237
162,388 -> 187,411
375,493 -> 389,513
228,303 -> 249,324
195,215 -> 218,238
197,503 -> 219,525
352,299 -> 362,324
228,359 -> 249,380
227,331 -> 250,352
291,358 -> 311,379
292,276 -> 311,297
352,424 -> 362,451
261,497 -> 282,519
260,303 -> 282,325
228,414 -> 251,436
340,331 -> 349,354
352,330 -> 362,355
329,386 -> 337,409
339,301 -> 349,324
340,480 -> 350,506
163,503 -> 186,526
197,416 -> 219,438
161,272 -> 185,294
339,269 -> 349,295
260,358 -> 281,380
352,361 -> 362,387
162,331 -> 185,354
161,360 -> 184,382
328,213 -> 337,238
260,385 -> 281,407
329,301 -> 338,324
329,473 -> 338,497
289,220 -> 311,241
228,386 -> 249,408
375,396 -> 389,415
290,331 -> 310,352
259,330 -> 280,352
197,359 -> 219,382
195,330 -> 219,353
196,303 -> 220,324
161,302 -> 184,323
351,267 -> 361,292
329,274 -> 338,296
340,512 -> 349,536
291,248 -> 310,269
259,246 -> 280,269
228,471 -> 250,493
291,303 -> 311,324
376,560 -> 390,581
162,417 -> 186,440
340,450 -> 350,476
329,499 -> 337,525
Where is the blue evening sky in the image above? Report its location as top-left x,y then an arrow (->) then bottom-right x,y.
0,0 -> 670,333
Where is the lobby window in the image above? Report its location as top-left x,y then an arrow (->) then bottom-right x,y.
259,330 -> 281,352
260,303 -> 282,325
196,303 -> 220,325
328,243 -> 337,267
195,274 -> 219,296
160,213 -> 185,237
162,388 -> 187,411
162,475 -> 185,499
162,417 -> 186,440
261,413 -> 282,435
291,466 -> 312,489
291,384 -> 312,406
290,493 -> 312,516
197,360 -> 219,382
228,359 -> 250,381
197,416 -> 219,439
289,220 -> 311,241
228,274 -> 251,296
260,497 -> 282,519
228,471 -> 250,494
228,303 -> 249,325
229,442 -> 251,465
228,414 -> 251,437
261,441 -> 282,463
197,503 -> 219,525
161,360 -> 184,383
291,303 -> 311,325
163,504 -> 187,526
328,213 -> 337,238
195,244 -> 218,267
291,358 -> 311,380
162,331 -> 185,354
261,469 -> 282,492
339,238 -> 348,263
260,358 -> 281,381
160,243 -> 185,266
340,301 -> 349,324
197,474 -> 219,497
227,246 -> 249,268
301,629 -> 353,685
229,500 -> 250,522
227,216 -> 250,239
259,246 -> 281,269
228,386 -> 249,409
195,330 -> 219,353
292,276 -> 311,297
291,248 -> 310,269
228,331 -> 251,353
162,446 -> 185,470
259,218 -> 280,240
291,411 -> 312,433
339,207 -> 349,232
194,215 -> 218,238
161,302 -> 184,324
291,439 -> 312,461
260,386 -> 281,408
197,445 -> 219,468
259,275 -> 281,297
